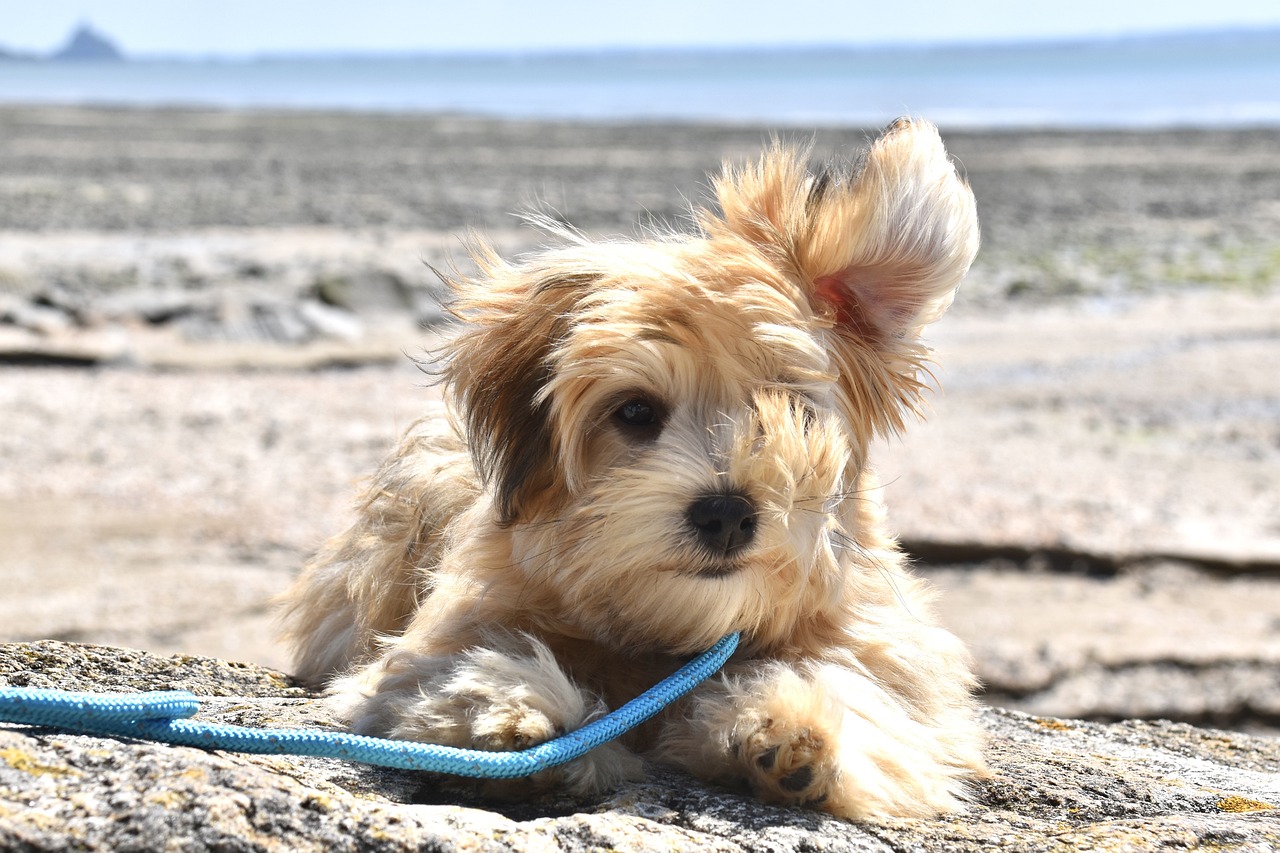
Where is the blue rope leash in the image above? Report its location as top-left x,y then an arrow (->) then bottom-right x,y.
0,632 -> 739,779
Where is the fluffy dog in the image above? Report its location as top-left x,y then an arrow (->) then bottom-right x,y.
279,118 -> 985,820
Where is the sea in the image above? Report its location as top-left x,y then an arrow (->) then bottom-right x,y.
1,28 -> 1278,129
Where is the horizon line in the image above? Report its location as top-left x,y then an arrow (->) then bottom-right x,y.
4,21 -> 1278,64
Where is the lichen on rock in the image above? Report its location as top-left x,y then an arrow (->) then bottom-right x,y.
2,641 -> 1279,852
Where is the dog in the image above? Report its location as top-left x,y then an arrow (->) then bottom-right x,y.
278,118 -> 985,820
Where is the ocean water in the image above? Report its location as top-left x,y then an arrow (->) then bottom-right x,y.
1,30 -> 1277,128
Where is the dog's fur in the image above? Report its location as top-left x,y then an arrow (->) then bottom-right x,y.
278,118 -> 985,820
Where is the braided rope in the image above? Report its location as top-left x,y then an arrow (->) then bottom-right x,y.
0,632 -> 739,778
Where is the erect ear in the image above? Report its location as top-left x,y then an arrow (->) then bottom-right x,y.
440,247 -> 592,526
713,118 -> 979,343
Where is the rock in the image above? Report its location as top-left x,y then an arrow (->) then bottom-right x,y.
1,642 -> 1278,851
296,299 -> 363,342
48,23 -> 125,62
0,296 -> 74,335
93,288 -> 208,325
925,562 -> 1280,733
311,270 -> 417,316
0,229 -> 455,353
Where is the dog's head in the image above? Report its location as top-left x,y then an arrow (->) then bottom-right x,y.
441,120 -> 978,654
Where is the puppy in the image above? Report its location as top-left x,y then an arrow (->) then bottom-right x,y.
279,118 -> 985,820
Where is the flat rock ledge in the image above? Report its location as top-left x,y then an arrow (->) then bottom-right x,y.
1,642 -> 1277,852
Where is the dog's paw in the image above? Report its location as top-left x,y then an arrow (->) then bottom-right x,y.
735,717 -> 838,807
331,636 -> 642,795
436,674 -> 567,753
664,661 -> 981,819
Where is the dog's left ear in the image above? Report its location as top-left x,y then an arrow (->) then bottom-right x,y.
714,118 -> 978,344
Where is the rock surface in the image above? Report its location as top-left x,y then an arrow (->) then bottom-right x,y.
1,641 -> 1278,852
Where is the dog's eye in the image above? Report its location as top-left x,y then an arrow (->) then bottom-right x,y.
614,397 -> 663,431
616,398 -> 656,426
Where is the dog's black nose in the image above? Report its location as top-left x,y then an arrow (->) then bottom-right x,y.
687,493 -> 757,556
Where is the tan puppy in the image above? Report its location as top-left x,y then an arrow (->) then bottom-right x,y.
279,118 -> 985,820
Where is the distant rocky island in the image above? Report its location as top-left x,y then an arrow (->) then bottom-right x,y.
52,23 -> 124,60
0,22 -> 124,61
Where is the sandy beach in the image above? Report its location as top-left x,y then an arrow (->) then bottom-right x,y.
1,105 -> 1277,731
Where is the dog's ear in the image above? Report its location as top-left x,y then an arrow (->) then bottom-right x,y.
710,119 -> 978,437
713,118 -> 978,343
440,250 -> 591,525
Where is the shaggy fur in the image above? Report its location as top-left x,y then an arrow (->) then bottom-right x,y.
279,118 -> 985,819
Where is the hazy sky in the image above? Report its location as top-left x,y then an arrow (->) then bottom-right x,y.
5,0 -> 1280,56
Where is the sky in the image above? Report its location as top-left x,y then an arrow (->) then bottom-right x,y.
4,0 -> 1280,56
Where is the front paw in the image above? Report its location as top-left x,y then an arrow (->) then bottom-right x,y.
330,638 -> 642,795
736,717 -> 838,808
664,661 -> 982,819
384,646 -> 573,753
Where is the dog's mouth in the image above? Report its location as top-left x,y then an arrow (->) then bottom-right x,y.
687,559 -> 744,579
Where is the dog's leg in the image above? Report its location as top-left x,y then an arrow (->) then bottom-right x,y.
329,633 -> 643,796
277,413 -> 478,687
658,660 -> 980,820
